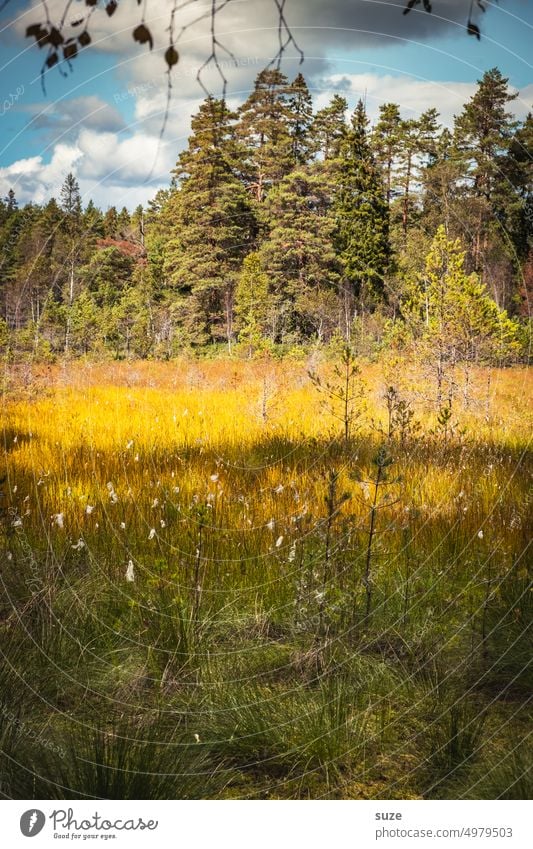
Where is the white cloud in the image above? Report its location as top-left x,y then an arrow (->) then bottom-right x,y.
76,127 -> 175,184
319,73 -> 477,126
0,142 -> 81,203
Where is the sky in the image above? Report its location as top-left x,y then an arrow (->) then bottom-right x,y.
0,0 -> 531,210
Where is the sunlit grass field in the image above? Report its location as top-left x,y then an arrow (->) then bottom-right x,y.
1,358 -> 531,799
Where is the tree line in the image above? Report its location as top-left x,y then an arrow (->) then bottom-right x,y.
0,67 -> 531,362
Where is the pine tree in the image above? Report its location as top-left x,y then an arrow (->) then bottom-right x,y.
455,68 -> 518,204
311,95 -> 347,161
335,100 -> 390,334
372,103 -> 402,206
454,68 -> 519,289
163,97 -> 255,349
238,69 -> 294,201
404,226 -> 520,403
395,109 -> 440,238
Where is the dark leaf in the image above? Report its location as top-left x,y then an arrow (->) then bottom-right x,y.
403,0 -> 419,14
49,27 -> 64,47
26,24 -> 49,47
71,18 -> 85,27
477,1 -> 486,10
78,30 -> 92,47
63,42 -> 78,61
46,52 -> 58,68
106,1 -> 117,16
467,20 -> 481,40
165,45 -> 179,68
26,23 -> 43,37
133,24 -> 153,50
85,0 -> 98,6
422,0 -> 432,11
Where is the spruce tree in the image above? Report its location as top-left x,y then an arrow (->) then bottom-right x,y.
259,167 -> 339,342
58,173 -> 83,352
287,73 -> 314,166
335,100 -> 390,333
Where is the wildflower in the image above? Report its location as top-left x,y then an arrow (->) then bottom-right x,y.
52,513 -> 64,529
148,528 -> 156,540
72,539 -> 85,551
276,535 -> 284,548
125,560 -> 135,582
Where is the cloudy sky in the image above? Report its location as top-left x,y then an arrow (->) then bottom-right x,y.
0,0 -> 531,209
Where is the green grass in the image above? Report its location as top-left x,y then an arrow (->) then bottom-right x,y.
1,359 -> 531,798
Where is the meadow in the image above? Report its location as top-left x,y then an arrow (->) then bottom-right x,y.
1,356 -> 531,800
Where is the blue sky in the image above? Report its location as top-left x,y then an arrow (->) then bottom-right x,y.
0,0 -> 531,208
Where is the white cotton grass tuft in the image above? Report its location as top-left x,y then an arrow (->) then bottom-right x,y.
86,504 -> 95,515
120,521 -> 126,530
478,529 -> 484,539
52,513 -> 64,529
275,535 -> 284,548
148,528 -> 156,540
125,560 -> 135,582
71,539 -> 85,551
274,484 -> 284,494
210,474 -> 219,482
266,519 -> 275,531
